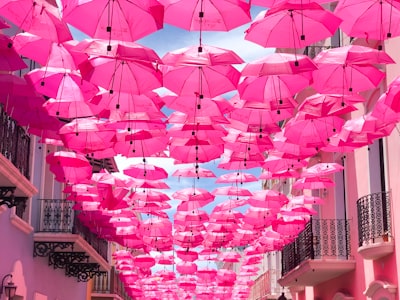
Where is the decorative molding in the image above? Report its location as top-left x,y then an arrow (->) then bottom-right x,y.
10,211 -> 33,234
364,280 -> 397,297
358,241 -> 394,260
0,155 -> 37,197
332,292 -> 354,300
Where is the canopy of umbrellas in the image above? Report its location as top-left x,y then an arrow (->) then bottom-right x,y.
2,0 -> 400,299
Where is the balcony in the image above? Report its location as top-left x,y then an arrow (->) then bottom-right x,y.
357,191 -> 394,260
0,104 -> 36,206
278,218 -> 355,287
33,199 -> 110,282
92,267 -> 131,300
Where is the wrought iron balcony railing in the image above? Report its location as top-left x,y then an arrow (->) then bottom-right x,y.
37,199 -> 108,262
357,191 -> 392,247
281,218 -> 350,277
0,104 -> 30,179
92,267 -> 131,300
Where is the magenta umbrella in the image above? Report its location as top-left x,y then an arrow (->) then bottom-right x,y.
43,97 -> 97,118
169,138 -> 224,163
297,93 -> 365,119
172,187 -> 215,202
293,176 -> 335,190
61,0 -> 164,43
241,52 -> 317,76
58,117 -> 116,154
25,67 -> 99,102
113,130 -> 169,158
0,34 -> 27,71
238,73 -> 312,104
162,64 -> 240,98
164,94 -> 233,116
123,163 -> 168,180
46,151 -> 93,183
160,0 -> 251,31
272,132 -> 318,159
314,45 -> 395,65
335,0 -> 400,44
301,162 -> 344,177
172,166 -> 216,178
216,172 -> 257,184
0,0 -> 72,43
90,90 -> 163,112
80,57 -> 162,94
211,186 -> 252,197
312,61 -> 386,94
162,44 -> 244,66
245,2 -> 342,49
12,32 -> 78,69
283,115 -> 345,149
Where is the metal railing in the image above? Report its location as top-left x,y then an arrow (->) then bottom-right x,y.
92,267 -> 131,300
281,218 -> 350,276
37,199 -> 108,262
0,104 -> 30,179
357,191 -> 392,247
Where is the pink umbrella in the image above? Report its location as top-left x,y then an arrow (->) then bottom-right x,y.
212,198 -> 248,213
0,0 -> 72,43
164,94 -> 233,116
70,38 -> 161,61
290,195 -> 325,205
133,255 -> 156,269
129,189 -> 170,203
114,130 -> 168,158
263,154 -> 308,173
174,210 -> 209,225
162,44 -> 244,66
335,0 -> 400,47
161,0 -> 251,31
297,93 -> 364,119
237,73 -> 308,106
312,62 -> 386,94
172,187 -> 215,202
169,138 -> 224,163
58,117 -> 116,154
301,162 -> 344,177
123,163 -> 168,180
211,186 -> 253,197
162,64 -> 240,98
272,132 -> 318,159
46,151 -> 92,183
90,90 -> 163,113
280,205 -> 318,217
12,32 -> 78,69
241,52 -> 317,76
216,172 -> 257,184
61,0 -> 164,44
176,249 -> 198,261
293,176 -> 335,190
245,2 -> 342,49
43,97 -> 97,118
259,169 -> 300,180
228,99 -> 295,128
314,45 -> 395,65
283,115 -> 345,149
80,57 -> 162,94
0,34 -> 28,71
176,262 -> 198,275
25,67 -> 99,102
172,166 -> 216,178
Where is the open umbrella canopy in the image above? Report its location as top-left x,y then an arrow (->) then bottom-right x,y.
5,1 -> 400,299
